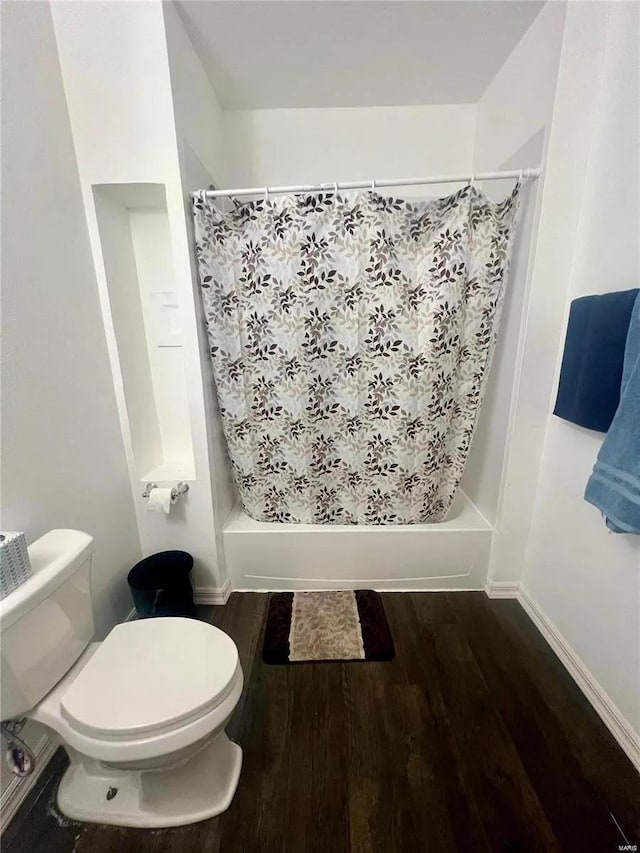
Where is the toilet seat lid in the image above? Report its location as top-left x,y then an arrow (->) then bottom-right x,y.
61,618 -> 240,739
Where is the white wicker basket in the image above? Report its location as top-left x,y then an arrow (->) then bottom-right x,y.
0,532 -> 33,600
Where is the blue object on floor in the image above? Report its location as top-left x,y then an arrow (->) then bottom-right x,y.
553,288 -> 639,432
585,291 -> 640,533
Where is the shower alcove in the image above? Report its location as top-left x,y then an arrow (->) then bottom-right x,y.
202,133 -> 544,592
50,0 -> 560,596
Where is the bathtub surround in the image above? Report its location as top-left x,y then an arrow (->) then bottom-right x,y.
194,184 -> 520,524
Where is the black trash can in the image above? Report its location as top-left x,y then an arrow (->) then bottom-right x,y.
127,551 -> 197,619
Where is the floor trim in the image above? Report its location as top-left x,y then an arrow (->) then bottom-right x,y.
195,579 -> 232,605
518,585 -> 640,772
485,580 -> 521,599
0,736 -> 58,831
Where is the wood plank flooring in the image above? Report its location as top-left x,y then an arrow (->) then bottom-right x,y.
3,593 -> 638,852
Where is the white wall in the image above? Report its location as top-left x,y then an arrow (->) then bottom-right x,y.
523,1 -> 640,745
162,0 -> 227,188
462,131 -> 545,522
487,2 -> 624,587
223,104 -> 476,195
129,204 -> 195,477
162,0 -> 238,569
463,2 -> 566,523
0,0 -> 142,801
0,1 -> 141,639
472,2 -> 567,177
51,0 -> 226,592
92,187 -> 164,479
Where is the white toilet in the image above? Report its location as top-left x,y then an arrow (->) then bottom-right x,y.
0,529 -> 243,828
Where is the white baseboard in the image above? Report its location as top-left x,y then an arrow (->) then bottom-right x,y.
0,735 -> 58,832
485,580 -> 521,599
194,579 -> 232,605
518,585 -> 640,772
233,585 -> 484,593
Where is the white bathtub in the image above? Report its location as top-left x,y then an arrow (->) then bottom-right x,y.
223,491 -> 493,592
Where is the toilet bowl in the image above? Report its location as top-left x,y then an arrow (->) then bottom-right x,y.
0,530 -> 244,828
31,618 -> 244,827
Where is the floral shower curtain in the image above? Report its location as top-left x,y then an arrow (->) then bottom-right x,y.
193,184 -> 520,524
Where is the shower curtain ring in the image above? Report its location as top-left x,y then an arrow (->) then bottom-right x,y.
371,178 -> 376,194
518,169 -> 523,184
264,186 -> 270,201
333,181 -> 339,196
470,173 -> 475,190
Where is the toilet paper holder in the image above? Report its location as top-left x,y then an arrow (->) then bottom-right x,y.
142,481 -> 190,500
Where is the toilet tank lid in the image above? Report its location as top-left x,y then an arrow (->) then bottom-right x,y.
0,530 -> 94,632
60,618 -> 240,739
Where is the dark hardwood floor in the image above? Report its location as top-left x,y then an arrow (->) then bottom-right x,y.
3,593 -> 639,852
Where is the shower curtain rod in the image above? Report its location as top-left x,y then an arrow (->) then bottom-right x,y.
191,167 -> 541,199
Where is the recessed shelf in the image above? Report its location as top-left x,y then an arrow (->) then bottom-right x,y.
92,183 -> 195,483
140,460 -> 195,484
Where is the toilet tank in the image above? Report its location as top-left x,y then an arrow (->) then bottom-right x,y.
1,529 -> 95,721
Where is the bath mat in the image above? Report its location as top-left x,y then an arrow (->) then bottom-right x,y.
262,590 -> 394,664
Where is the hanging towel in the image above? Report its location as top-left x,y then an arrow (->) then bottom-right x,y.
553,288 -> 639,432
584,291 -> 640,533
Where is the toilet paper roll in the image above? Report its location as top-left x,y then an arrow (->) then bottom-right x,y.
146,487 -> 174,515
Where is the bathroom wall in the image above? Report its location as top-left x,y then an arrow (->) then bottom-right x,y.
0,1 -> 141,641
463,1 -> 567,525
90,185 -> 166,480
220,98 -> 546,532
163,0 -> 227,188
485,1 -> 625,590
162,0 -> 237,572
522,1 -> 640,756
472,2 -> 567,179
51,0 -> 227,595
461,131 -> 545,525
0,0 -> 142,804
222,104 -> 476,196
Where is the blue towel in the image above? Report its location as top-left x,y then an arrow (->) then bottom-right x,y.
585,291 -> 640,533
553,288 -> 639,432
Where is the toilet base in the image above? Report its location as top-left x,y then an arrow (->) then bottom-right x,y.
57,732 -> 243,828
